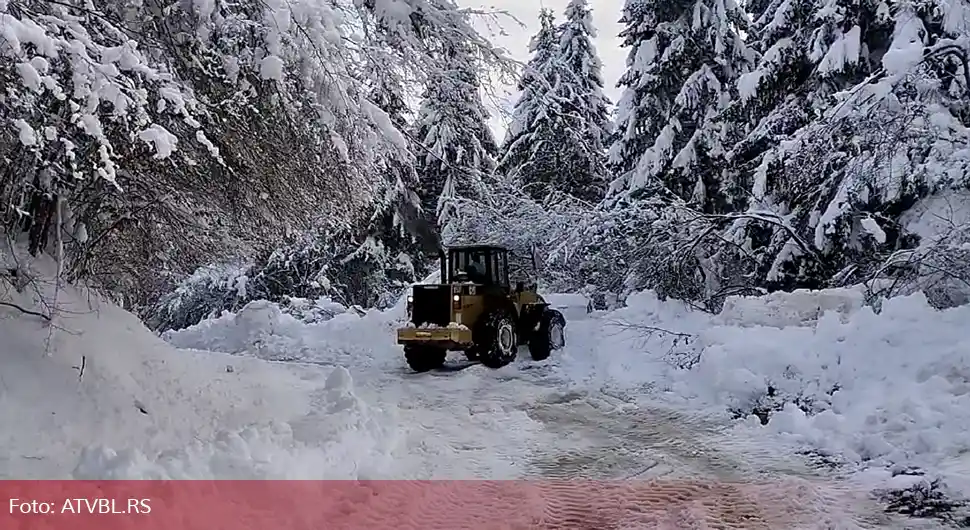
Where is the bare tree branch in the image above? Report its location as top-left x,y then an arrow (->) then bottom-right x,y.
0,300 -> 51,321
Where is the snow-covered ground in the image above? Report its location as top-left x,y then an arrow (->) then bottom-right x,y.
2,243 -> 969,527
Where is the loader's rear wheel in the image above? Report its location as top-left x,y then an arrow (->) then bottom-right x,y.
529,309 -> 566,361
472,311 -> 518,369
404,345 -> 446,372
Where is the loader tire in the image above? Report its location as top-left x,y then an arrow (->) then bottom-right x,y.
529,309 -> 566,361
472,311 -> 518,369
404,345 -> 446,372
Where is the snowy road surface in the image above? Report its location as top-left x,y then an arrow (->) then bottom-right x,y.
158,298 -> 945,528
3,254 -> 969,528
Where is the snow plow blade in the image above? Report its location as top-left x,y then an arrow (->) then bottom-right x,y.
397,327 -> 473,349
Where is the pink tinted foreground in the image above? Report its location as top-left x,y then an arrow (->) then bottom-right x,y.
1,478 -> 880,529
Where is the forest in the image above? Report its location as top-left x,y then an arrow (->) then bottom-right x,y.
1,0 -> 968,333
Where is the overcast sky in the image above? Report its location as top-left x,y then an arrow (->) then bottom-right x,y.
459,0 -> 627,141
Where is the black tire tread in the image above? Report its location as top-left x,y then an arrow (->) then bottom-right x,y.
529,309 -> 566,361
472,311 -> 518,369
404,345 -> 446,372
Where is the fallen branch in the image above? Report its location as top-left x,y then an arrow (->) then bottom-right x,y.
605,320 -> 693,341
0,300 -> 51,321
74,355 -> 86,381
604,319 -> 702,369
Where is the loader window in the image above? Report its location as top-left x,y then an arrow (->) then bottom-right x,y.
449,249 -> 491,284
467,252 -> 488,284
448,252 -> 465,280
496,252 -> 509,287
491,252 -> 509,287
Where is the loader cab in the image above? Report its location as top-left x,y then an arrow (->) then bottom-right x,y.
442,245 -> 510,290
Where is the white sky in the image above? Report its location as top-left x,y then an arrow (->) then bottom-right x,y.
459,0 -> 627,141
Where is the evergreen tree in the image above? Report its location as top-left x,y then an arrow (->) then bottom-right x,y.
363,55 -> 412,134
496,9 -> 565,199
710,0 -> 970,296
497,5 -> 612,203
360,55 -> 428,267
710,0 -> 897,291
413,41 -> 499,227
723,0 -> 893,192
608,0 -> 754,212
555,0 -> 613,202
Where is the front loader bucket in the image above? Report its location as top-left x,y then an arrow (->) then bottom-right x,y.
397,326 -> 473,350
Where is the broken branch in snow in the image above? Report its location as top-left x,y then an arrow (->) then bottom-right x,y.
74,355 -> 86,381
0,300 -> 51,321
603,319 -> 701,370
706,211 -> 823,266
924,43 -> 970,97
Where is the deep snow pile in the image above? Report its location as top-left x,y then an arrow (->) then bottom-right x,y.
161,292 -> 409,370
0,245 -> 400,479
558,286 -> 970,509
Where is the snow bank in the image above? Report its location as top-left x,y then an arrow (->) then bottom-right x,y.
163,298 -> 405,368
0,243 -> 400,479
574,286 -> 970,497
692,291 -> 970,468
714,286 -> 868,328
71,366 -> 399,480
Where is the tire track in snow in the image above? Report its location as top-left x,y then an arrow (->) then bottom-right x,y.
518,391 -> 925,529
524,393 -> 829,481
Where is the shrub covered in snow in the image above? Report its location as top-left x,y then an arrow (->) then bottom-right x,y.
146,212 -> 431,332
143,261 -> 253,333
874,475 -> 970,527
277,296 -> 349,325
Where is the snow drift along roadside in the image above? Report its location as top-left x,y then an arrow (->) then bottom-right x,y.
0,243 -> 399,479
557,286 -> 970,503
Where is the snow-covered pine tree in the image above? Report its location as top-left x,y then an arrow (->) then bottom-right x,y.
358,53 -> 433,273
607,0 -> 754,213
413,40 -> 499,228
695,0 -> 970,306
703,0 -> 894,292
497,4 -> 612,203
555,0 -> 613,202
708,0 -> 970,296
362,53 -> 412,135
723,0 -> 894,193
495,9 -> 566,200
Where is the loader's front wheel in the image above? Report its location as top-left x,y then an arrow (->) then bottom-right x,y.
529,309 -> 566,361
472,311 -> 518,369
404,345 -> 446,372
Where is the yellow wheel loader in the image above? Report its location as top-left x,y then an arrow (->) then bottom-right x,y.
397,245 -> 566,372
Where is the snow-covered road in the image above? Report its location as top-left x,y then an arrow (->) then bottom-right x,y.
4,252 -> 969,528
157,303 -> 918,528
